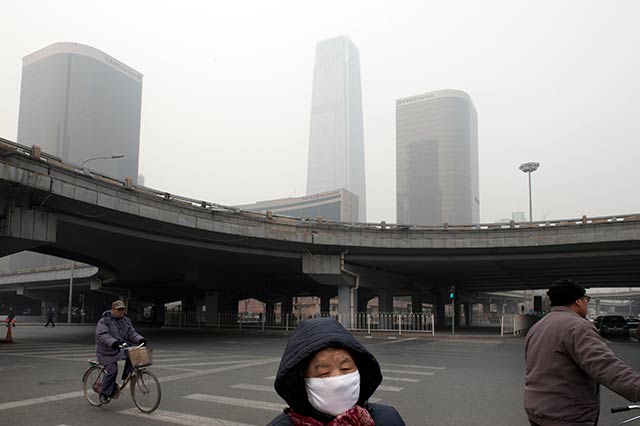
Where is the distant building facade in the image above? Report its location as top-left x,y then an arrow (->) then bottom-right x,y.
396,89 -> 479,226
236,189 -> 359,223
18,42 -> 143,182
7,42 -> 143,273
307,35 -> 366,222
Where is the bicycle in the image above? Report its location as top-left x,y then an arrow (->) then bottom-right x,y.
82,343 -> 161,413
612,404 -> 640,425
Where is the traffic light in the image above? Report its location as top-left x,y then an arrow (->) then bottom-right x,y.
449,286 -> 455,300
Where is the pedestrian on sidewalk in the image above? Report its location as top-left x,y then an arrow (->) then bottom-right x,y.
524,278 -> 640,426
266,317 -> 405,426
44,307 -> 55,327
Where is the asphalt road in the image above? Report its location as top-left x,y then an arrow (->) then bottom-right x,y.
0,325 -> 638,426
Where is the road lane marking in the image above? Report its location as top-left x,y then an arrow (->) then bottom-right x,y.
368,338 -> 419,346
382,369 -> 435,376
382,376 -> 421,383
230,384 -> 273,392
159,360 -> 264,368
382,362 -> 446,370
184,394 -> 284,412
377,385 -> 403,392
0,391 -> 83,411
158,358 -> 280,383
120,408 -> 257,426
0,357 -> 279,411
264,376 -> 276,380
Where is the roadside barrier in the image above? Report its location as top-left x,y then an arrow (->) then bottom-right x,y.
1,323 -> 14,343
164,309 -> 435,335
501,314 -> 539,336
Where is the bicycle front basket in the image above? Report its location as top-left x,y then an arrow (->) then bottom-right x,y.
129,347 -> 153,367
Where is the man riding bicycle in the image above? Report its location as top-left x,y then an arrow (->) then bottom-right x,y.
95,300 -> 146,405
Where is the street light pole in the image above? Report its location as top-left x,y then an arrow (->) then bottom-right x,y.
80,154 -> 125,168
67,262 -> 75,324
519,162 -> 540,222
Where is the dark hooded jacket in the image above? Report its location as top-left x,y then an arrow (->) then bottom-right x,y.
266,317 -> 405,425
95,310 -> 143,365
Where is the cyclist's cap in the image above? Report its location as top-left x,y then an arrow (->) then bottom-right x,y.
547,278 -> 586,306
112,300 -> 126,310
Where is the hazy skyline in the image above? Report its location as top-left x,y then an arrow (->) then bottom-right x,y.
1,1 -> 639,224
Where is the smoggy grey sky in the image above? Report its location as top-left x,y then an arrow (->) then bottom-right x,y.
1,1 -> 639,224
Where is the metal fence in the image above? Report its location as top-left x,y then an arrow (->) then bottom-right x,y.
164,310 -> 435,335
501,314 -> 540,336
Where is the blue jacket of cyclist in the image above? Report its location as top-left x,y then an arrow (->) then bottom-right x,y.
95,300 -> 146,403
95,300 -> 145,365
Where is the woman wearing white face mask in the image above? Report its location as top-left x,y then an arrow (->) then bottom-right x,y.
266,317 -> 406,426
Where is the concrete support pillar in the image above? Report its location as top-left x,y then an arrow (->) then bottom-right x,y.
338,286 -> 351,328
281,296 -> 293,315
205,292 -> 220,326
320,296 -> 331,314
378,289 -> 394,313
265,301 -> 275,316
205,291 -> 236,326
357,293 -> 370,314
154,302 -> 165,325
463,303 -> 471,326
483,303 -> 491,315
411,293 -> 423,313
435,296 -> 446,327
595,299 -> 601,316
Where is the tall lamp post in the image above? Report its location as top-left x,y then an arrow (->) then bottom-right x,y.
68,154 -> 124,322
519,162 -> 540,222
80,154 -> 125,168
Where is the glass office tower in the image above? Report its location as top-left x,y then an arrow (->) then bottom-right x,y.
396,90 -> 479,226
307,36 -> 366,222
18,42 -> 143,182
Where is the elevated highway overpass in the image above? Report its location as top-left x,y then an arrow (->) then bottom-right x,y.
1,138 -> 639,325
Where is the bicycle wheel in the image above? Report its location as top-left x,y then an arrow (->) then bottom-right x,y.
130,370 -> 161,413
82,365 -> 105,406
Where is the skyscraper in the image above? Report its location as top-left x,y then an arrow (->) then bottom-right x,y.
17,42 -> 143,181
307,36 -> 366,222
396,90 -> 479,226
6,42 -> 143,273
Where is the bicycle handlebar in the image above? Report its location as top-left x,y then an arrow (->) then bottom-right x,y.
118,342 -> 146,350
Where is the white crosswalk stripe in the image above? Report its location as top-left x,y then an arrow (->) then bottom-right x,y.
120,408 -> 258,426
183,394 -> 285,412
230,384 -> 273,392
377,385 -> 403,392
382,369 -> 435,376
383,376 -> 421,383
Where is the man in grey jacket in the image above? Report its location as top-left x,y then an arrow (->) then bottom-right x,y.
95,300 -> 146,404
524,278 -> 640,426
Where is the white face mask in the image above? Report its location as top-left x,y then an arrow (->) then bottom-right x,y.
304,370 -> 360,417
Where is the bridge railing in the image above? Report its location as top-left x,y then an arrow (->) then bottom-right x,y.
2,137 -> 639,233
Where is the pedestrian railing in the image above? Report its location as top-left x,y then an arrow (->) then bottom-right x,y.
164,309 -> 435,335
501,314 -> 540,336
164,310 -> 203,328
352,312 -> 435,335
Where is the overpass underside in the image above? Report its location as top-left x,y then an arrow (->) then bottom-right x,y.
1,139 -> 640,326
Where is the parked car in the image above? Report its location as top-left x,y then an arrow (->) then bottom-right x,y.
596,315 -> 629,336
627,317 -> 639,338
